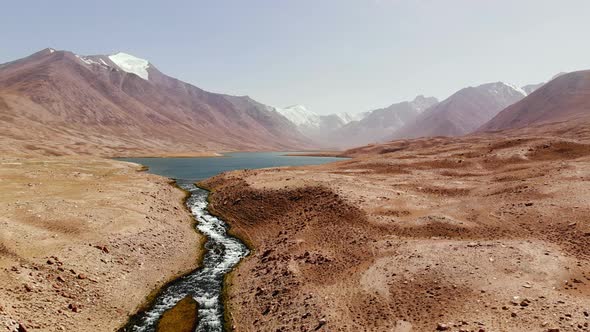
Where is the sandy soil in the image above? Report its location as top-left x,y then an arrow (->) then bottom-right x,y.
0,157 -> 203,332
201,132 -> 590,332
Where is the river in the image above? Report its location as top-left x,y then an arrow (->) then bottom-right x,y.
117,152 -> 344,331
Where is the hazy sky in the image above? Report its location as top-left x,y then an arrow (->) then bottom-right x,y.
2,0 -> 590,114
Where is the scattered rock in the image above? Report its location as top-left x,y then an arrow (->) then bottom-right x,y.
315,318 -> 327,330
261,249 -> 273,258
94,245 -> 109,253
436,323 -> 449,331
261,306 -> 270,315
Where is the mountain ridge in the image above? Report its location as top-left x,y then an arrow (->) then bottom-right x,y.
478,70 -> 590,133
0,48 -> 314,156
389,82 -> 527,139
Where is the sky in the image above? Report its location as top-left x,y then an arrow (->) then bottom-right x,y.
1,0 -> 590,115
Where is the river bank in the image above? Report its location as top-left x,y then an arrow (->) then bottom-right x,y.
122,184 -> 248,332
201,133 -> 590,331
0,156 -> 204,331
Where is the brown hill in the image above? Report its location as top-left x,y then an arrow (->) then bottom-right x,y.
478,70 -> 590,132
390,82 -> 526,139
0,48 -> 312,156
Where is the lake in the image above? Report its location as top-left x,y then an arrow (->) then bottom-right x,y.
117,152 -> 345,181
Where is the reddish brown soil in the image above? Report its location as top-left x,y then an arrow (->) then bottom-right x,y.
0,157 -> 203,331
201,127 -> 590,332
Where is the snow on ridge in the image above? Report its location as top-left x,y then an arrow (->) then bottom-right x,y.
480,82 -> 527,97
501,82 -> 528,96
275,105 -> 321,127
335,112 -> 354,124
108,52 -> 150,80
75,54 -> 100,66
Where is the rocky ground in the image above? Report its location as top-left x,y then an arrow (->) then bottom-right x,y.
201,131 -> 590,332
0,157 -> 203,331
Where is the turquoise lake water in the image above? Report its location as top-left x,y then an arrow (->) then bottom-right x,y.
117,152 -> 344,181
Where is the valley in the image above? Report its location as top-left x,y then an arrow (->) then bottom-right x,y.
1,41 -> 589,332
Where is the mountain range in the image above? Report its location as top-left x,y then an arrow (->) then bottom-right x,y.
0,48 -> 312,156
1,48 -> 588,155
326,95 -> 439,147
274,105 -> 357,140
279,81 -> 546,148
389,82 -> 529,139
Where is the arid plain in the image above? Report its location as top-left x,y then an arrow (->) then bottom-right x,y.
202,127 -> 590,332
0,157 -> 203,331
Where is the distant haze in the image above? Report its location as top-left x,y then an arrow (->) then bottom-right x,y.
1,0 -> 589,115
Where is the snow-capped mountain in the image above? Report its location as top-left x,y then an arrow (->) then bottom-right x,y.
272,78 -> 558,147
0,48 -> 312,156
274,105 -> 361,140
275,105 -> 321,128
275,96 -> 438,148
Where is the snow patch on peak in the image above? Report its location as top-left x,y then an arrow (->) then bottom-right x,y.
108,52 -> 150,80
501,82 -> 528,96
49,48 -> 55,54
335,112 -> 354,124
480,82 -> 527,97
275,105 -> 320,127
75,54 -> 100,66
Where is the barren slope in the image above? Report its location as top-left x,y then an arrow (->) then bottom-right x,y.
0,157 -> 203,331
479,70 -> 590,132
392,83 -> 525,139
201,123 -> 590,332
